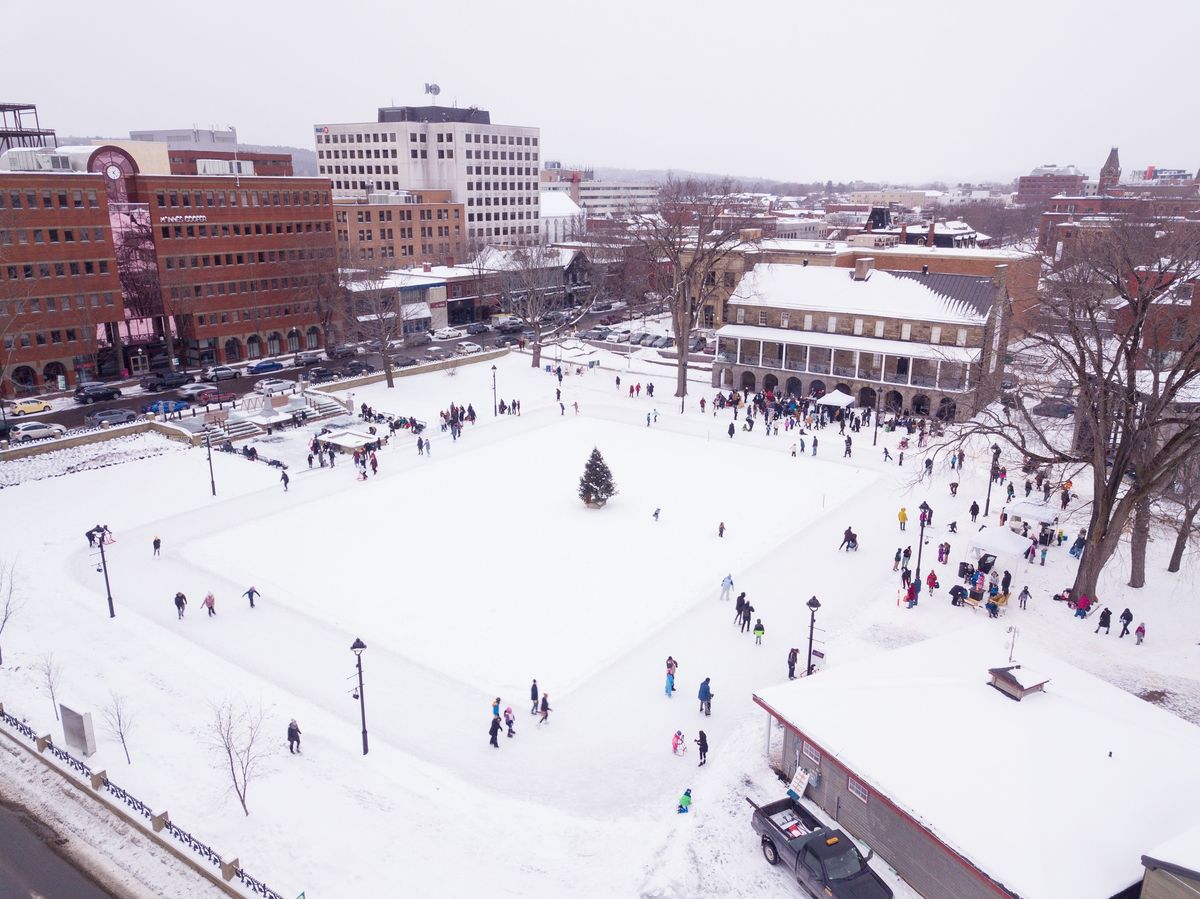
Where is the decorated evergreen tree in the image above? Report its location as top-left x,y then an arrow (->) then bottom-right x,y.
579,448 -> 616,507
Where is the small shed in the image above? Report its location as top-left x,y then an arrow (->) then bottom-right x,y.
987,664 -> 1051,701
1141,822 -> 1200,899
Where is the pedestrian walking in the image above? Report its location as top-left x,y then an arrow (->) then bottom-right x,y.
280,471 -> 290,491
727,422 -> 735,439
698,678 -> 713,716
1039,546 -> 1048,566
740,603 -> 754,633
898,507 -> 908,531
893,548 -> 902,571
1095,607 -> 1112,635
969,501 -> 980,523
1018,586 -> 1031,610
417,437 -> 424,455
287,719 -> 301,754
950,481 -> 959,496
573,401 -> 579,415
1135,623 -> 1146,644
1118,608 -> 1133,638
718,521 -> 726,538
174,592 -> 187,619
243,586 -> 260,608
812,436 -> 818,455
695,730 -> 708,766
753,618 -> 765,645
653,507 -> 661,521
538,694 -> 551,725
902,546 -> 912,568
734,592 -> 746,623
489,715 -> 503,748
203,592 -> 216,617
152,536 -> 161,557
646,412 -> 651,427
720,573 -> 734,601
504,706 -> 516,738
787,647 -> 799,680
530,679 -> 539,715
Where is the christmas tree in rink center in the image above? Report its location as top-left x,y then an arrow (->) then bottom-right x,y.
579,448 -> 616,508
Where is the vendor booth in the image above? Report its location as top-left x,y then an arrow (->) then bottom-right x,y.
815,388 -> 855,409
1005,500 -> 1059,544
958,527 -> 1032,607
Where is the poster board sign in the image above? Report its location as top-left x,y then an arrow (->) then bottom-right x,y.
787,766 -> 813,800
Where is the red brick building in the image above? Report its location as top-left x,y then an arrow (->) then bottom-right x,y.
165,149 -> 293,178
1014,166 -> 1087,210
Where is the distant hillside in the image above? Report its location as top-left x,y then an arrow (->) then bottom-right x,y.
591,166 -> 825,195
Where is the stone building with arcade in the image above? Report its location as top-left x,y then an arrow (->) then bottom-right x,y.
713,257 -> 1012,420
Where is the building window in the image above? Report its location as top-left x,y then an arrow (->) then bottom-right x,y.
803,314 -> 813,331
736,308 -> 745,324
781,313 -> 790,329
900,323 -> 912,341
956,328 -> 967,347
853,318 -> 863,335
848,777 -> 869,804
930,326 -> 941,344
758,311 -> 767,326
874,320 -> 885,338
827,316 -> 837,333
802,741 -> 821,765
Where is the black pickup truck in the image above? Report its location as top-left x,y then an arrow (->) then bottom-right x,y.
747,797 -> 892,899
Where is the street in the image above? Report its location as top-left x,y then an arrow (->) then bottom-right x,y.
0,797 -> 116,899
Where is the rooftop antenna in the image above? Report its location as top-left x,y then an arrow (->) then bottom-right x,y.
424,83 -> 441,106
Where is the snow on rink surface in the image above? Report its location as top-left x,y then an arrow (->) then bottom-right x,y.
1,350 -> 1198,898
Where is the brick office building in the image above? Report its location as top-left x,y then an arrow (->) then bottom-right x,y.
165,149 -> 293,178
334,189 -> 465,266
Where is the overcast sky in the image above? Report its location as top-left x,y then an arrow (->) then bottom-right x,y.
5,0 -> 1196,186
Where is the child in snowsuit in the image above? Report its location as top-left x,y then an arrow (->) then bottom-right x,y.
504,707 -> 516,738
203,592 -> 216,616
672,730 -> 686,755
287,719 -> 301,754
1135,623 -> 1146,645
538,694 -> 551,725
753,619 -> 765,645
677,789 -> 692,814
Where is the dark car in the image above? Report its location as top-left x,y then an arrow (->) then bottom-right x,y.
389,356 -> 420,368
651,336 -> 674,348
493,336 -> 519,348
247,359 -> 285,375
73,383 -> 122,404
687,336 -> 707,352
341,360 -> 377,377
306,366 -> 339,383
465,322 -> 491,335
496,319 -> 525,334
327,343 -> 359,360
1031,399 -> 1075,418
85,407 -> 139,426
140,371 -> 193,391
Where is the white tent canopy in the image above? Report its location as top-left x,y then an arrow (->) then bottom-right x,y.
1005,501 -> 1058,526
816,388 -> 855,408
966,526 -> 1032,560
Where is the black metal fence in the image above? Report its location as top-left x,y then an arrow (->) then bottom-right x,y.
0,705 -> 286,899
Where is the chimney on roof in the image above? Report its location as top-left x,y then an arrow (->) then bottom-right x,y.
853,258 -> 874,281
423,262 -> 432,273
900,224 -> 908,243
992,263 -> 1008,289
927,222 -> 937,247
921,264 -> 929,275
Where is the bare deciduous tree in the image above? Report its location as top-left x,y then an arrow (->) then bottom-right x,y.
630,177 -> 760,408
34,653 -> 63,721
102,692 -> 135,765
488,245 -> 577,370
340,264 -> 423,389
210,701 -> 265,816
0,559 -> 20,666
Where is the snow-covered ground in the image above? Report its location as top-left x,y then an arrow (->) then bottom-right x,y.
0,347 -> 1197,897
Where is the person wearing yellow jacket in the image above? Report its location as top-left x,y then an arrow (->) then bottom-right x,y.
898,507 -> 908,531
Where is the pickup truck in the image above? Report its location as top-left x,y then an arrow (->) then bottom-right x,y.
747,797 -> 892,899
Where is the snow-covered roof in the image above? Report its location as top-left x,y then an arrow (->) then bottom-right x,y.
345,271 -> 444,292
966,525 -> 1034,559
473,246 -> 580,273
1005,500 -> 1058,525
1144,822 -> 1200,877
815,388 -> 855,407
729,264 -> 988,325
715,323 -> 981,364
355,301 -> 430,322
990,664 -> 1052,690
753,626 -> 1200,899
538,190 -> 584,219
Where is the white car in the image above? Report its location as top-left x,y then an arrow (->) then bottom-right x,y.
178,382 -> 218,400
9,421 -> 67,442
607,330 -> 631,343
455,341 -> 483,355
433,327 -> 466,340
254,378 -> 296,395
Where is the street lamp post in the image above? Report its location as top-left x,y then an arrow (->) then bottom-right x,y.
96,537 -> 115,618
351,638 -> 368,755
872,391 -> 881,446
805,595 -> 821,676
205,432 -> 217,497
914,510 -> 927,601
984,443 -> 1001,517
491,365 -> 498,417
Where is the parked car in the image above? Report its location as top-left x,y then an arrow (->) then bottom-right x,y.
496,319 -> 525,334
341,360 -> 377,377
749,797 -> 892,899
455,341 -> 483,355
492,336 -> 519,348
202,365 -> 240,382
305,366 -> 338,383
629,332 -> 651,345
651,335 -> 674,348
433,327 -> 466,340
607,330 -> 630,343
85,407 -> 140,426
425,346 -> 448,360
178,382 -> 219,400
687,336 -> 707,352
8,398 -> 51,415
9,421 -> 67,442
247,359 -> 285,375
327,343 -> 360,359
1031,399 -> 1075,418
196,389 -> 236,405
142,399 -> 190,415
254,378 -> 296,395
591,301 -> 612,312
294,350 -> 324,366
388,355 -> 420,368
139,371 -> 193,391
73,383 -> 122,404
465,322 -> 491,335
405,331 -> 432,347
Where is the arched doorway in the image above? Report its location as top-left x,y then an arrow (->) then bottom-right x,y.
808,379 -> 826,398
763,373 -> 779,393
42,361 -> 67,387
937,398 -> 957,421
267,332 -> 283,355
834,382 -> 851,396
306,326 -> 321,350
786,377 -> 802,397
224,338 -> 243,362
286,328 -> 301,352
884,390 -> 903,412
246,335 -> 263,359
858,386 -> 876,409
912,394 -> 931,416
740,371 -> 756,391
11,365 -> 36,389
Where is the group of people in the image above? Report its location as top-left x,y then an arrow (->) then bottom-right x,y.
171,584 -> 260,619
488,680 -> 550,749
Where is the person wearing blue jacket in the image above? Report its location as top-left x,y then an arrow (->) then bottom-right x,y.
698,678 -> 713,716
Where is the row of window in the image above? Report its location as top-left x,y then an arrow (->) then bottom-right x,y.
0,292 -> 116,318
4,259 -> 111,282
467,181 -> 537,194
733,308 -> 970,346
346,225 -> 457,242
466,166 -> 537,179
800,740 -> 868,804
467,225 -> 539,239
0,187 -> 101,210
467,211 -> 535,223
158,220 -> 332,240
317,131 -> 538,147
195,302 -> 315,327
163,246 -> 333,272
351,243 -> 461,261
4,327 -> 90,350
1,226 -> 108,247
154,188 -> 330,209
340,208 -> 457,224
167,272 -> 325,303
